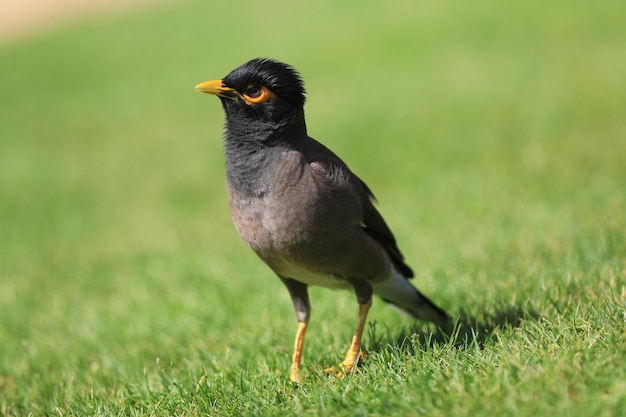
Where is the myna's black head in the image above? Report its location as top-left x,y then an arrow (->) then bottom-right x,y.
222,58 -> 306,107
196,58 -> 307,141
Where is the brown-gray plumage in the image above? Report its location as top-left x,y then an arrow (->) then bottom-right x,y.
196,58 -> 449,382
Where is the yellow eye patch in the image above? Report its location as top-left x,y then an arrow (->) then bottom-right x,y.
242,85 -> 275,105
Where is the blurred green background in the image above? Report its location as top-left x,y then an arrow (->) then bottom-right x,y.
1,0 -> 625,415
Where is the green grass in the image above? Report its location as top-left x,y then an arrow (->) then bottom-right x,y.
1,0 -> 625,415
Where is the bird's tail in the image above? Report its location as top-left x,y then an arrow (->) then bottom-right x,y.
372,268 -> 449,327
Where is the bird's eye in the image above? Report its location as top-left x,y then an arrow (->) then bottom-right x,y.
242,84 -> 275,105
245,85 -> 262,98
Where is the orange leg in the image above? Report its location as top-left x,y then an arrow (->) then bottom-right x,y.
340,298 -> 372,373
289,321 -> 308,383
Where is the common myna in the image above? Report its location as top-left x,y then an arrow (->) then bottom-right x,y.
196,58 -> 449,383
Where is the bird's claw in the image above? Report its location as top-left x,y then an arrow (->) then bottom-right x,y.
289,367 -> 303,384
322,364 -> 355,379
323,350 -> 368,378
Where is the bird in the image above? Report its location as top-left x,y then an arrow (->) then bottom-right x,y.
195,58 -> 449,383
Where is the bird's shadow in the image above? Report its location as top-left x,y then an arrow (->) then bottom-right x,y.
366,304 -> 540,354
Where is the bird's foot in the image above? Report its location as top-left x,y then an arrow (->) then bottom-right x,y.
323,350 -> 368,378
289,366 -> 303,384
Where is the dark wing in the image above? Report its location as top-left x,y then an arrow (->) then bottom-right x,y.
355,178 -> 414,278
302,137 -> 414,278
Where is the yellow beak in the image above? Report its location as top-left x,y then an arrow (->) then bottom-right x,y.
195,79 -> 238,100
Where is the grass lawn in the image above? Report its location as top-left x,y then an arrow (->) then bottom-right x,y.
1,0 -> 625,415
